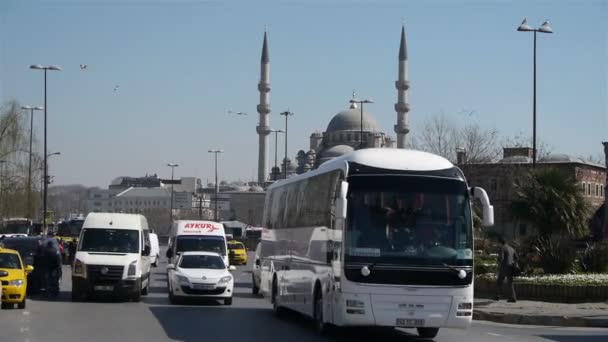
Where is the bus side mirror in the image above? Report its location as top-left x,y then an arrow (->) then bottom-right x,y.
336,181 -> 349,219
471,187 -> 494,227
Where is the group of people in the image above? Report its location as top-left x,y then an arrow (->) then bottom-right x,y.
31,235 -> 77,297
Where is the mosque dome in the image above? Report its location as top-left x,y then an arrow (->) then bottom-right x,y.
319,144 -> 355,159
326,106 -> 380,133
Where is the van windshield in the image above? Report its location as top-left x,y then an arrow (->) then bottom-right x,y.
79,228 -> 140,254
176,235 -> 226,256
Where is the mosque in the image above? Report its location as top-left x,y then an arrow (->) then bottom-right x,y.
254,27 -> 411,184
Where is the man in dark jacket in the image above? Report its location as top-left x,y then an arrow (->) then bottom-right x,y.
43,240 -> 62,297
495,236 -> 518,303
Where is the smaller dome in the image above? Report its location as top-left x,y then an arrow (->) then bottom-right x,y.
320,145 -> 355,159
499,156 -> 532,164
539,154 -> 585,164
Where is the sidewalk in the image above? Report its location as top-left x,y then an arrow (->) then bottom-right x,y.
474,298 -> 608,327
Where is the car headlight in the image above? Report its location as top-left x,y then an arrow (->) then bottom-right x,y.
8,279 -> 24,286
74,259 -> 84,275
176,274 -> 190,285
218,275 -> 232,284
128,260 -> 137,276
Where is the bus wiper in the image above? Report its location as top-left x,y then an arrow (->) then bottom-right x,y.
442,263 -> 467,279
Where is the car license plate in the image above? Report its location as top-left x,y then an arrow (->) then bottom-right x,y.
396,318 -> 424,327
94,285 -> 114,291
192,284 -> 215,290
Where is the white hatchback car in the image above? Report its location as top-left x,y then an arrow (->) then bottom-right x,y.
167,252 -> 236,305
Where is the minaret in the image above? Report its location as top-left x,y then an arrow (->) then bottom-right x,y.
394,25 -> 410,148
256,32 -> 271,185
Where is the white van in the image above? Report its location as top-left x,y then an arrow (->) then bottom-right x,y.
71,213 -> 152,302
166,220 -> 228,266
149,233 -> 160,267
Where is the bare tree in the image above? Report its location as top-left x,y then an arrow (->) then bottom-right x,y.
411,112 -> 501,164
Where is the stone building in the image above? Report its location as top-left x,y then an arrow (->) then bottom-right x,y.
459,147 -> 606,241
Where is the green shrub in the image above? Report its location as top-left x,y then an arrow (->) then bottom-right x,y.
581,242 -> 608,273
534,237 -> 577,274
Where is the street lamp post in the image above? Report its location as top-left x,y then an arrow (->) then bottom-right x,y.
349,98 -> 374,149
21,105 -> 43,220
269,129 -> 285,180
208,150 -> 224,222
167,163 -> 179,223
517,18 -> 553,167
44,152 -> 60,233
30,64 -> 61,233
279,111 -> 294,179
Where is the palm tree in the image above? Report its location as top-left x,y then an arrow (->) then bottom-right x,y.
511,168 -> 590,239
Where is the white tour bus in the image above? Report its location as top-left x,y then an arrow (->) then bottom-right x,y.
166,220 -> 229,266
260,148 -> 493,338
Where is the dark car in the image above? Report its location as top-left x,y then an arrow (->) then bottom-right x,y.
0,236 -> 60,294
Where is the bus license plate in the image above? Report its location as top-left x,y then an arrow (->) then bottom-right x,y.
94,285 -> 114,291
396,318 -> 424,327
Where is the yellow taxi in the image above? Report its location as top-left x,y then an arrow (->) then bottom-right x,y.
0,247 -> 33,309
227,241 -> 248,265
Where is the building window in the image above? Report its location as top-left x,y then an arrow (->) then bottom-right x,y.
587,183 -> 591,196
582,182 -> 586,194
519,223 -> 527,236
93,194 -> 102,199
94,202 -> 102,206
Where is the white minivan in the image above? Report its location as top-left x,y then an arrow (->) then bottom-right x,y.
166,220 -> 228,266
72,213 -> 152,302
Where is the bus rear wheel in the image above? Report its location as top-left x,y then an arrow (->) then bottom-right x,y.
417,327 -> 439,339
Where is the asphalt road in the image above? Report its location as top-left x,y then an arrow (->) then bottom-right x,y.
1,255 -> 607,342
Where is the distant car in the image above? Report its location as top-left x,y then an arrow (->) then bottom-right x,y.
167,252 -> 236,305
0,247 -> 34,309
227,240 -> 248,265
149,233 -> 160,267
252,242 -> 261,295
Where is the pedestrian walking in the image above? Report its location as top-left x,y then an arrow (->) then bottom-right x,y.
494,236 -> 518,303
43,240 -> 62,298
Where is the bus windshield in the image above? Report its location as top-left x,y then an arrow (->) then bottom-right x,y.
57,220 -> 84,237
1,219 -> 31,235
344,176 -> 472,267
176,235 -> 226,256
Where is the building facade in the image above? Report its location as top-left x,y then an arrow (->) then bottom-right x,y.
459,147 -> 606,241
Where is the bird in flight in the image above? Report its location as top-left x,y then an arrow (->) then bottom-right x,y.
113,85 -> 120,93
226,110 -> 247,116
80,64 -> 88,70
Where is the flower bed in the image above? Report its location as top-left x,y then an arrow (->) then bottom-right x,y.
475,273 -> 608,302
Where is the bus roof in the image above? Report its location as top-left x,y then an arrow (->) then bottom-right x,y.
268,148 -> 455,190
173,220 -> 225,236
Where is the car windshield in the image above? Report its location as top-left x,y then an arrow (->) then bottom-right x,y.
179,254 -> 225,269
79,228 -> 140,253
176,235 -> 226,256
228,243 -> 245,250
345,176 -> 473,266
0,253 -> 22,269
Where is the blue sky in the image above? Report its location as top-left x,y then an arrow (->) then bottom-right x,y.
1,0 -> 606,187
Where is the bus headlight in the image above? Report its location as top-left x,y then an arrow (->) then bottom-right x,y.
346,300 -> 365,308
457,302 -> 472,310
